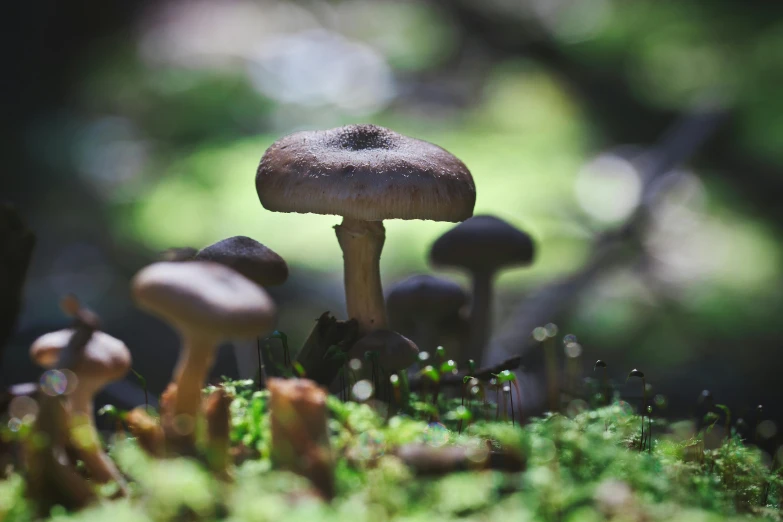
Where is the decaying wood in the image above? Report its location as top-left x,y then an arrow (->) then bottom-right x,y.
295,312 -> 359,387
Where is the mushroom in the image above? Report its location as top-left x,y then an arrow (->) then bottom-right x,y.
256,124 -> 475,334
194,235 -> 288,287
30,328 -> 131,488
131,261 -> 276,423
386,274 -> 467,356
430,215 -> 535,365
194,236 -> 289,380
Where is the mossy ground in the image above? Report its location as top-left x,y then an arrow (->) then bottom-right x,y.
1,379 -> 781,522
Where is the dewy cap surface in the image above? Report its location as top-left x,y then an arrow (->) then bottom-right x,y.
131,261 -> 277,339
430,215 -> 535,272
256,124 -> 476,222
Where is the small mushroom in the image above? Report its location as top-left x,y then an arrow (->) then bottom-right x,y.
30,328 -> 131,489
194,236 -> 289,380
386,274 -> 467,356
194,236 -> 288,288
257,124 -> 475,334
131,261 -> 276,424
430,215 -> 535,365
348,329 -> 420,374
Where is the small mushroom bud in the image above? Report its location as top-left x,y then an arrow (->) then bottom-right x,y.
268,378 -> 334,499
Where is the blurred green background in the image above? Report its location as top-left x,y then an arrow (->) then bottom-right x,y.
2,0 -> 783,430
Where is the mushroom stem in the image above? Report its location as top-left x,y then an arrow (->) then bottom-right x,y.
67,388 -> 127,490
334,217 -> 387,334
467,270 -> 494,365
173,335 -> 217,418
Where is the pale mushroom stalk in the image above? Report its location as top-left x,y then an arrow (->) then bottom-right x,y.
467,270 -> 494,366
172,334 -> 218,418
335,218 -> 387,334
67,386 -> 126,487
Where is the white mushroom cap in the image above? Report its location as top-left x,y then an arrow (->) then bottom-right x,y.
131,261 -> 277,339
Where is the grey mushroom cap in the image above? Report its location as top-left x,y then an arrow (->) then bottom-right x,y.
430,215 -> 535,273
349,330 -> 420,371
386,274 -> 467,323
195,236 -> 289,287
30,329 -> 132,382
131,261 -> 277,340
256,124 -> 476,222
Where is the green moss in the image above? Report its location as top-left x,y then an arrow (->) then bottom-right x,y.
1,380 -> 780,521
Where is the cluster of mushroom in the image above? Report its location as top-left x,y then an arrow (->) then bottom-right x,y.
255,123 -> 535,369
10,124 -> 537,509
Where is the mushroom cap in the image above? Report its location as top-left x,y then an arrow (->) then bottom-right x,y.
348,329 -> 419,371
194,236 -> 289,287
256,124 -> 476,222
386,274 -> 467,323
30,329 -> 131,382
131,261 -> 277,340
430,215 -> 535,273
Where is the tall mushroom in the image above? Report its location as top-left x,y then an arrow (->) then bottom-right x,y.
131,261 -> 276,424
256,124 -> 475,334
30,329 -> 131,489
386,274 -> 467,356
430,215 -> 535,365
194,236 -> 289,379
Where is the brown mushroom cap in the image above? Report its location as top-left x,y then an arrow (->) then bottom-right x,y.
30,329 -> 131,382
131,261 -> 277,339
349,329 -> 419,371
430,215 -> 535,273
194,236 -> 288,287
256,124 -> 476,222
386,274 -> 467,323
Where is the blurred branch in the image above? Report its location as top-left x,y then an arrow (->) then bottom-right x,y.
488,109 -> 725,366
